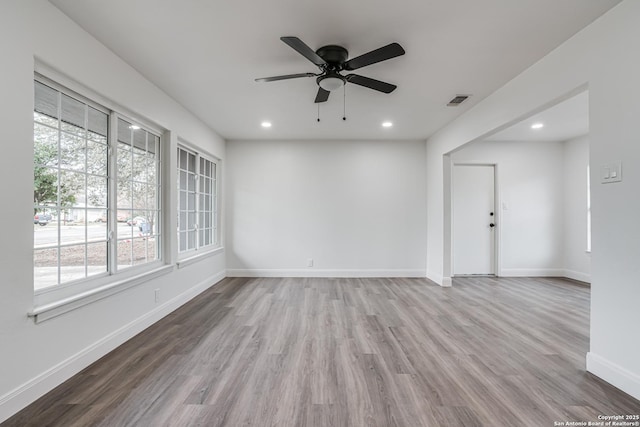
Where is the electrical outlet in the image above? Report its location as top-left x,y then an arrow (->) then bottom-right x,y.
154,289 -> 160,303
307,258 -> 314,267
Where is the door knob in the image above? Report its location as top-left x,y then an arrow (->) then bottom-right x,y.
489,223 -> 495,228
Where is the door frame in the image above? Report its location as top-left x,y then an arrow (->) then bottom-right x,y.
450,161 -> 501,278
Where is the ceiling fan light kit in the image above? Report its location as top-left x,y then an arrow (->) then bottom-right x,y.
318,73 -> 345,91
255,36 -> 405,113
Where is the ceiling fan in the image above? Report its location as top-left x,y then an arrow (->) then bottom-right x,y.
255,36 -> 405,103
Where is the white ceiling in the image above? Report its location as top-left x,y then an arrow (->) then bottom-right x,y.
50,0 -> 618,141
488,91 -> 589,142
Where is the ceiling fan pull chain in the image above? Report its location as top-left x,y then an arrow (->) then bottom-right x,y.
343,84 -> 347,121
317,103 -> 320,122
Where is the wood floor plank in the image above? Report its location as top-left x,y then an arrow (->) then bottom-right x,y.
4,276 -> 640,426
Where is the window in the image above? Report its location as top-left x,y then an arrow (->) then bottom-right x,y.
116,118 -> 161,269
33,78 -> 162,291
177,146 -> 218,253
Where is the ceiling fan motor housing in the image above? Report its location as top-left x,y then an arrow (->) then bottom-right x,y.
315,45 -> 349,68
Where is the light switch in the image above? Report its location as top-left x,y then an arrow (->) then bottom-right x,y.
610,161 -> 622,182
601,161 -> 622,184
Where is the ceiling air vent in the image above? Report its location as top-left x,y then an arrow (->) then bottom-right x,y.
447,95 -> 470,107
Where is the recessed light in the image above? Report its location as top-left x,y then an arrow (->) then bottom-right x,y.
531,123 -> 544,129
129,125 -> 140,130
382,121 -> 393,128
261,121 -> 272,128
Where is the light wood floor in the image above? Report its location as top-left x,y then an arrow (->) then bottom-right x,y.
5,276 -> 640,426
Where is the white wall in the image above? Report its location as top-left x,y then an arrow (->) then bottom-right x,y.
0,1 -> 226,421
451,140 -> 565,276
426,0 -> 640,399
226,139 -> 427,277
563,135 -> 591,282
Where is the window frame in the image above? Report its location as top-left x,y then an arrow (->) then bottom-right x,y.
177,144 -> 220,258
33,73 -> 166,306
33,78 -> 113,290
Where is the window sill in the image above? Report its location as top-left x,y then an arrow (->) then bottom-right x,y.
177,246 -> 224,269
28,264 -> 174,324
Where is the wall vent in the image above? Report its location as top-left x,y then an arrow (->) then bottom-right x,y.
447,95 -> 470,107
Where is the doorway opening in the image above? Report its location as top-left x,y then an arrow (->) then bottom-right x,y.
445,88 -> 590,284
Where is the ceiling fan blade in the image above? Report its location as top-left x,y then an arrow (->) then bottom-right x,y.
343,43 -> 405,71
281,37 -> 327,67
314,87 -> 330,103
345,74 -> 397,93
255,73 -> 316,83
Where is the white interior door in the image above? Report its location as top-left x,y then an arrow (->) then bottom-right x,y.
453,164 -> 496,275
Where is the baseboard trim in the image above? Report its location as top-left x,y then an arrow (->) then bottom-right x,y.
498,268 -> 590,283
225,269 -> 426,278
586,352 -> 640,401
500,268 -> 565,277
0,271 -> 226,424
425,272 -> 451,287
426,271 -> 443,286
562,269 -> 591,283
